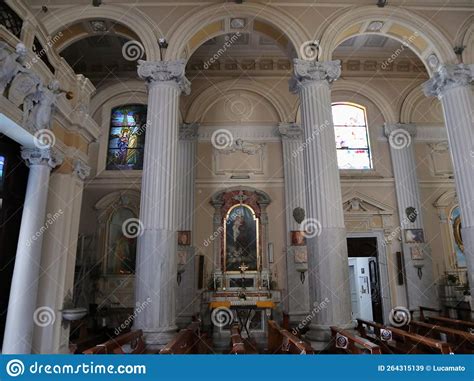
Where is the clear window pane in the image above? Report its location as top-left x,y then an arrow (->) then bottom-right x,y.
332,103 -> 372,170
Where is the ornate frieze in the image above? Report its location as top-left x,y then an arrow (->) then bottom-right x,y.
423,64 -> 473,98
179,122 -> 199,140
278,123 -> 303,140
290,59 -> 341,93
137,59 -> 190,95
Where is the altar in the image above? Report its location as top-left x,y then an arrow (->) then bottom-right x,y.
203,187 -> 281,349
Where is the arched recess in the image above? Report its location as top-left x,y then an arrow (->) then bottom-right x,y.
399,85 -> 444,124
318,6 -> 457,74
42,5 -> 161,61
90,80 -> 146,119
90,81 -> 147,175
166,3 -> 308,60
455,16 -> 474,64
294,80 -> 396,125
331,80 -> 397,123
185,80 -> 293,123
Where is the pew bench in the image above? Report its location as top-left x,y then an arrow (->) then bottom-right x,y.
356,319 -> 452,354
83,330 -> 149,354
160,321 -> 211,354
229,324 -> 247,354
267,320 -> 314,354
408,320 -> 473,354
419,306 -> 474,332
330,327 -> 381,354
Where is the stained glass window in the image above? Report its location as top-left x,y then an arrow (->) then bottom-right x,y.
332,103 -> 372,170
106,104 -> 147,170
0,155 -> 4,192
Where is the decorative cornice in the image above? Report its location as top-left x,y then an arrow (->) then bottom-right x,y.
137,59 -> 190,95
73,159 -> 91,181
179,122 -> 199,140
21,147 -> 63,168
278,122 -> 303,140
423,64 -> 473,98
383,123 -> 416,138
290,59 -> 341,93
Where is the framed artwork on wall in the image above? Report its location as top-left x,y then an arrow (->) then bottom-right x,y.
404,228 -> 424,244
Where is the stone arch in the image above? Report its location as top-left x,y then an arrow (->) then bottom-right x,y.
166,3 -> 309,60
318,6 -> 457,74
455,15 -> 474,64
331,80 -> 397,123
185,80 -> 293,123
42,5 -> 161,61
399,85 -> 443,124
90,80 -> 146,118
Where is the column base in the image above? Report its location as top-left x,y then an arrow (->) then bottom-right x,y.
142,326 -> 178,351
305,322 -> 355,351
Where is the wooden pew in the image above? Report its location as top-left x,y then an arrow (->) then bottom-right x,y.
160,321 -> 206,354
83,330 -> 147,354
267,320 -> 314,354
356,319 -> 452,354
408,320 -> 473,354
330,327 -> 381,354
419,306 -> 474,332
229,324 -> 246,354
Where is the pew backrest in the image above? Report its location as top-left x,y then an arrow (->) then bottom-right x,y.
83,330 -> 146,354
160,321 -> 201,354
268,320 -> 314,354
330,327 -> 381,354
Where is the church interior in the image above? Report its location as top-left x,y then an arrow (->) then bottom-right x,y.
0,0 -> 473,355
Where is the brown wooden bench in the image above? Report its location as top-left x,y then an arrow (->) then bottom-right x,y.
419,306 -> 474,332
229,324 -> 246,354
83,330 -> 147,354
267,320 -> 314,354
330,326 -> 381,354
408,320 -> 473,354
356,319 -> 452,354
160,321 -> 211,354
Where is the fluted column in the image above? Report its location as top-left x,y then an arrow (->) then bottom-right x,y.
423,64 -> 474,300
384,124 -> 437,309
33,160 -> 90,353
290,59 -> 352,345
135,60 -> 190,348
176,123 -> 198,327
278,123 -> 310,324
3,148 -> 63,354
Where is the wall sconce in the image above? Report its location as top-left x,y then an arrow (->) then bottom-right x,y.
177,265 -> 185,285
414,263 -> 424,279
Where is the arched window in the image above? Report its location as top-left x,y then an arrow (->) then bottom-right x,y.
332,103 -> 372,170
106,104 -> 147,170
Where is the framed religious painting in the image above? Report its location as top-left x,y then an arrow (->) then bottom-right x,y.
178,231 -> 191,246
291,231 -> 306,246
224,204 -> 259,272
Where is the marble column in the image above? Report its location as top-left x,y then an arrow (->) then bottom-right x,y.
423,64 -> 474,301
384,123 -> 437,309
32,160 -> 90,353
176,123 -> 198,328
134,60 -> 190,348
278,123 -> 310,325
290,59 -> 352,346
2,147 -> 63,354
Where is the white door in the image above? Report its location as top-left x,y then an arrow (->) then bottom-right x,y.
348,257 -> 373,321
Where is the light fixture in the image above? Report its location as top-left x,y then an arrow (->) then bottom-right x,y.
92,0 -> 102,7
376,0 -> 387,7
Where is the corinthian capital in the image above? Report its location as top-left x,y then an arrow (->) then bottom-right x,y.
290,59 -> 341,93
137,59 -> 190,95
423,64 -> 473,98
21,147 -> 63,169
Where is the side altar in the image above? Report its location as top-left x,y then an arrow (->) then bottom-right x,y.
201,187 -> 282,350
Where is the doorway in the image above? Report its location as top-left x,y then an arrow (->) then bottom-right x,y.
347,237 -> 384,323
